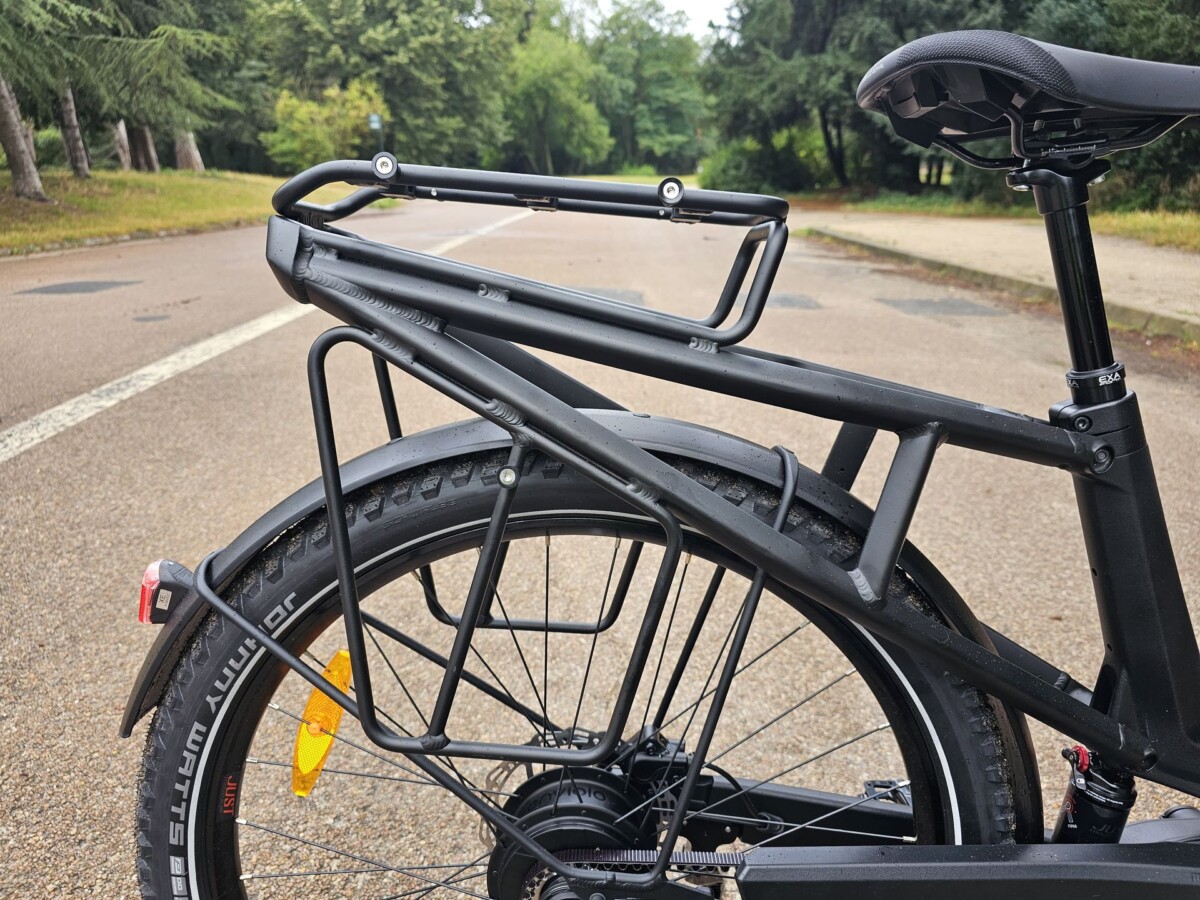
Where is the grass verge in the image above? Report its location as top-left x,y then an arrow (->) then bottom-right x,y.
791,189 -> 1200,253
577,173 -> 700,188
0,168 -> 380,255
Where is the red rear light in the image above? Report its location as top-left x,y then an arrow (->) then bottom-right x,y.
138,560 -> 163,624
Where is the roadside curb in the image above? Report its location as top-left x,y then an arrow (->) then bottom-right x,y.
804,226 -> 1200,345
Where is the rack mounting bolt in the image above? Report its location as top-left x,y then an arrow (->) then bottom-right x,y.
498,467 -> 519,488
372,151 -> 398,180
658,176 -> 685,206
1073,416 -> 1092,432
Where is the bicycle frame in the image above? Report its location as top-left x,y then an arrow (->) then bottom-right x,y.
202,157 -> 1200,841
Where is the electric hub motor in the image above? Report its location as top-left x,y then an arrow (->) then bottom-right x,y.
487,767 -> 657,900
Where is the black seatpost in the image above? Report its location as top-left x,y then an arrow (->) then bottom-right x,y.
1008,160 -> 1126,406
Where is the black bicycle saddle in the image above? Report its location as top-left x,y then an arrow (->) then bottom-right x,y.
857,30 -> 1200,161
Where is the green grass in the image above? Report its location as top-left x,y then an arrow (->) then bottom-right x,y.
790,188 -> 1200,253
0,168 -> 379,255
576,173 -> 700,188
848,191 -> 1035,218
1091,210 -> 1200,253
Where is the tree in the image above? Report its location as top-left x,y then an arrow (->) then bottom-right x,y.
89,0 -> 236,172
0,78 -> 47,199
259,0 -> 528,167
704,0 -> 1006,192
0,0 -> 99,198
260,79 -> 388,172
589,1 -> 707,173
58,83 -> 90,178
502,26 -> 613,174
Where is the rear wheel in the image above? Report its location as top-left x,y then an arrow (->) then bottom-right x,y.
137,446 -> 1017,899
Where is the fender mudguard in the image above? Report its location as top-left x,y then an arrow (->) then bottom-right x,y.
117,410 -> 1041,839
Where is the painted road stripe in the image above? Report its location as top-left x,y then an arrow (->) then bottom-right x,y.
0,209 -> 534,465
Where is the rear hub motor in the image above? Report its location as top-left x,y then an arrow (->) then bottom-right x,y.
487,767 -> 656,900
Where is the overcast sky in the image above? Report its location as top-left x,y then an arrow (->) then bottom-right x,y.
656,0 -> 735,40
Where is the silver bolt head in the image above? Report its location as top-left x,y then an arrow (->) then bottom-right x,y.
498,467 -> 518,487
663,183 -> 680,199
1089,173 -> 1107,185
1011,183 -> 1032,192
374,156 -> 395,176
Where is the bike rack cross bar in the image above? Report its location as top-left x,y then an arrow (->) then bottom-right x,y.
270,158 -> 791,227
422,539 -> 642,634
307,218 -> 787,348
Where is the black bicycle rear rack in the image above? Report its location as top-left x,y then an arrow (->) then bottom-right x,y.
193,155 -> 819,894
191,155 -> 1188,894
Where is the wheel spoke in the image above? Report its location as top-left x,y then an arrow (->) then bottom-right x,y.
384,853 -> 492,900
620,668 -> 860,827
298,650 -> 506,811
245,757 -> 518,798
476,546 -> 550,732
745,779 -> 916,851
569,538 -> 626,738
657,620 -> 811,734
362,626 -> 431,729
241,866 -> 390,880
237,818 -> 492,900
683,722 -> 895,823
639,554 -> 692,734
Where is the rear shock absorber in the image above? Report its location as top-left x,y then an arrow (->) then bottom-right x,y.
1051,745 -> 1137,843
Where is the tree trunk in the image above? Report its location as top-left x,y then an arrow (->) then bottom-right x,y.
59,83 -> 90,179
113,119 -> 132,170
0,77 -> 47,200
130,125 -> 160,172
817,108 -> 849,188
23,121 -> 36,162
174,130 -> 205,172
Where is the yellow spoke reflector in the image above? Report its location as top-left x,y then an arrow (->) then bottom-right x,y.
291,649 -> 352,797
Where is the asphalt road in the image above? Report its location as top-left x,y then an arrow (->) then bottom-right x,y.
1,199 -> 1197,897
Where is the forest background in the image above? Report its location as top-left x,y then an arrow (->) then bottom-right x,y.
2,0 -> 1197,215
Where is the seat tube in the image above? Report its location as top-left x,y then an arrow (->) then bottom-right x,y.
1008,162 -> 1125,406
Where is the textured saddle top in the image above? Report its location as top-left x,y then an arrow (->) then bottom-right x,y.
858,30 -> 1200,117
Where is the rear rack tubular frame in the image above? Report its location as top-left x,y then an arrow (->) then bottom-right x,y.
194,319 -> 810,893
190,156 -> 1200,890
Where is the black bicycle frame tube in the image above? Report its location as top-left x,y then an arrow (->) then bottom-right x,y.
271,223 -> 1100,473
1014,162 -> 1200,788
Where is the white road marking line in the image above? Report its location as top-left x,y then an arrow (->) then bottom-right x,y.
0,209 -> 535,465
